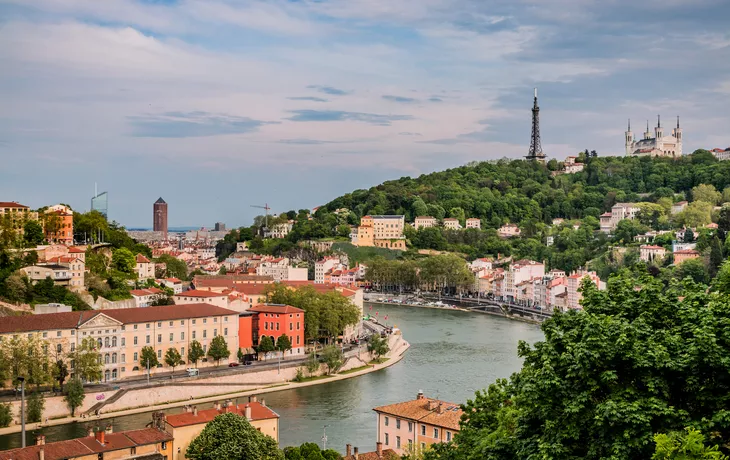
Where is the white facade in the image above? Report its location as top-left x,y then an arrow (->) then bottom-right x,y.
414,216 -> 438,230
465,218 -> 481,229
443,218 -> 461,230
315,257 -> 340,284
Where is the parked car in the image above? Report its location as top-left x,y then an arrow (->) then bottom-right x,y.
228,362 -> 240,367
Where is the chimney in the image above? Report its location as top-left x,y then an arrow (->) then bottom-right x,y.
346,444 -> 352,457
416,390 -> 424,400
353,447 -> 359,460
39,447 -> 45,460
214,401 -> 222,411
249,395 -> 257,403
261,398 -> 266,407
428,399 -> 439,410
87,427 -> 95,437
376,442 -> 383,458
245,404 -> 252,421
95,429 -> 106,445
105,424 -> 113,434
193,406 -> 198,416
36,435 -> 46,445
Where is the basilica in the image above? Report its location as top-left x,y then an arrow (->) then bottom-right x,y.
625,116 -> 682,157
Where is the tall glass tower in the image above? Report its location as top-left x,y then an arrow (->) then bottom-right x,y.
91,191 -> 108,217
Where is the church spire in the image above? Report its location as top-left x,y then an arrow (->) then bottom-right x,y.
676,116 -> 680,129
657,114 -> 661,128
628,119 -> 631,131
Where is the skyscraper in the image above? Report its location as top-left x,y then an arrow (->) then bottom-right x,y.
153,197 -> 168,239
91,191 -> 108,217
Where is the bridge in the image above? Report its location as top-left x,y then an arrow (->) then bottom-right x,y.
420,294 -> 553,321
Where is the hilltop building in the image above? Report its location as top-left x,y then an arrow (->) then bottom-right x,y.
0,201 -> 38,234
625,116 -> 682,157
414,216 -> 437,230
354,215 -> 406,250
45,204 -> 74,245
710,148 -> 730,161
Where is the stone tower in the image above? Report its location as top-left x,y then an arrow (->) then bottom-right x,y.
625,119 -> 634,156
153,197 -> 168,240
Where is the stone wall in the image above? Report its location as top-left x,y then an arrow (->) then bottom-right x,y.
79,294 -> 137,310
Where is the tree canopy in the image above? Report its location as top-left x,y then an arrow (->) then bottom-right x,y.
186,412 -> 284,460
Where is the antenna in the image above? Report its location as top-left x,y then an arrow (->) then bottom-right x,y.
534,87 -> 537,98
250,203 -> 271,228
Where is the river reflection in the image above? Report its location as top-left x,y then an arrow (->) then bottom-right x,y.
0,305 -> 543,453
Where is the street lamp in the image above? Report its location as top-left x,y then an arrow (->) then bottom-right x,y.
17,377 -> 25,448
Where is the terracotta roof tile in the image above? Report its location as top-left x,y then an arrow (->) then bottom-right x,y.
174,290 -> 226,298
136,254 -> 151,263
343,450 -> 400,460
373,397 -> 463,431
250,304 -> 304,314
165,402 -> 278,428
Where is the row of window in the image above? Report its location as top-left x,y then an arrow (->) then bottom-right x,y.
383,416 -> 452,441
262,321 -> 301,332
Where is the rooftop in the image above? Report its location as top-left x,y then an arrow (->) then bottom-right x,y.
250,304 -> 304,314
165,402 -> 278,428
373,394 -> 463,431
136,254 -> 151,263
0,202 -> 30,209
174,289 -> 226,298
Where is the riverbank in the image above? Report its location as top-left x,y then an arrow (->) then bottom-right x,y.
0,335 -> 410,436
366,299 -> 544,325
365,300 -> 469,312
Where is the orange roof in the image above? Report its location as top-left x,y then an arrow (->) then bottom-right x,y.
174,289 -> 226,298
373,397 -> 463,431
164,402 -> 278,428
641,245 -> 664,250
130,288 -> 163,297
68,247 -> 86,253
0,428 -> 172,460
674,249 -> 699,255
136,254 -> 151,263
0,202 -> 29,209
343,449 -> 400,460
250,304 -> 304,314
165,277 -> 182,283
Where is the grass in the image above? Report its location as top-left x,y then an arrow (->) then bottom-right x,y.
339,365 -> 372,375
293,374 -> 335,383
368,358 -> 390,365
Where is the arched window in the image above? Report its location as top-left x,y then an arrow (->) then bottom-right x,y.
104,353 -> 110,364
112,353 -> 117,364
112,336 -> 117,347
97,338 -> 103,349
112,369 -> 117,380
105,337 -> 110,348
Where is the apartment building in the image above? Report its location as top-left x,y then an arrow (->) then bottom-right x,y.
413,216 -> 437,230
45,256 -> 85,292
442,218 -> 461,230
130,288 -> 165,307
45,204 -> 74,245
0,201 -> 38,233
674,249 -> 700,265
20,263 -> 76,290
256,258 -> 308,282
671,201 -> 688,215
640,245 -> 667,262
268,220 -> 294,239
135,254 -> 155,280
159,277 -> 183,294
355,215 -> 406,250
498,224 -> 521,238
239,304 -> 305,354
374,391 -> 462,454
315,257 -> 341,283
0,427 -> 173,460
566,271 -> 600,310
504,260 -> 545,301
600,202 -> 641,233
164,398 -> 279,455
0,303 -> 239,382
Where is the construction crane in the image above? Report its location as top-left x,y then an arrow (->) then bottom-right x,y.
250,203 -> 271,228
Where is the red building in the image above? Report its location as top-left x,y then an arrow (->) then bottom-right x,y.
238,304 -> 305,356
153,197 -> 168,239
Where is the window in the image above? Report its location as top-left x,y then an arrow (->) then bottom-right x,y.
57,331 -> 62,337
224,317 -> 228,322
56,344 -> 62,353
169,333 -> 173,342
297,322 -> 300,330
408,422 -> 413,432
434,428 -> 439,438
104,354 -> 110,364
385,433 -> 389,446
157,334 -> 162,343
146,323 -> 150,329
396,419 -> 401,429
134,325 -> 138,330
97,338 -> 103,348
408,440 -> 413,448
71,330 -> 75,336
121,354 -> 126,363
112,353 -> 117,364
289,323 -> 293,331
192,319 -> 196,325
421,425 -> 426,436
384,416 -> 389,426
146,335 -> 150,344
214,318 -> 217,323
71,343 -> 75,352
203,319 -> 207,324
134,336 -> 138,345
181,332 -> 185,340
224,328 -> 228,336
276,323 -> 280,331
112,336 -> 117,347
181,347 -> 185,356
264,322 -> 268,330
181,320 -> 185,326
446,431 -> 452,442
396,436 -> 401,449
192,331 -> 196,339
121,337 -> 125,346
169,321 -> 173,326
213,329 -> 218,337
296,336 -> 300,345
134,352 -> 138,362
421,443 -> 426,450
203,330 -> 207,338
157,322 -> 162,327
157,349 -> 162,358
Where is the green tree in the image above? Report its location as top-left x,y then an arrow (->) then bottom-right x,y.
69,337 -> 102,383
155,254 -> 189,280
164,348 -> 184,375
140,346 -> 159,370
3,272 -> 28,303
5,334 -> 52,387
709,236 -> 725,276
276,334 -> 292,357
257,336 -> 275,361
676,202 -> 713,228
111,247 -> 136,274
367,333 -> 390,361
0,403 -> 11,427
23,220 -> 44,245
207,335 -> 231,366
188,340 -> 204,368
653,428 -> 728,459
305,352 -> 320,376
320,345 -> 343,375
675,258 -> 708,284
53,359 -> 69,392
237,348 -> 245,363
64,377 -> 85,417
692,184 -> 722,205
712,260 -> 730,295
186,412 -> 284,460
27,391 -> 44,423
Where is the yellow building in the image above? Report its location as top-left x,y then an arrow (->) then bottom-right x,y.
355,215 -> 406,250
164,397 -> 279,457
0,201 -> 38,234
0,303 -> 240,382
0,427 -> 172,460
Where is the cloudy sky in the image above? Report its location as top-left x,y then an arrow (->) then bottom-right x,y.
1,0 -> 729,228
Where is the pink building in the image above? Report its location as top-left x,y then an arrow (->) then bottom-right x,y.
566,271 -> 600,310
498,223 -> 521,238
505,260 -> 545,301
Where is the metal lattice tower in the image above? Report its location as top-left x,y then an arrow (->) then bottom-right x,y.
526,88 -> 546,162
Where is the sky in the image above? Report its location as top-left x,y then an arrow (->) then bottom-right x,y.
1,0 -> 729,228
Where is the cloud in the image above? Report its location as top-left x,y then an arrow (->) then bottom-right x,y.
399,132 -> 422,136
428,97 -> 443,102
286,110 -> 413,126
307,85 -> 351,96
288,96 -> 329,102
382,95 -> 419,103
127,111 -> 277,138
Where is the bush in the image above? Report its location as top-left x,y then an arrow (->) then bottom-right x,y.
0,403 -> 12,427
27,391 -> 44,423
293,368 -> 305,383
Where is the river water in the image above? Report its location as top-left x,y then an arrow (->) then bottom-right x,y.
0,305 -> 543,453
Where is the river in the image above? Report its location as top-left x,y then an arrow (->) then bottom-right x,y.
0,305 -> 543,453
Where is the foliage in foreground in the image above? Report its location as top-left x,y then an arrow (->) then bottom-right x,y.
426,271 -> 730,460
186,412 -> 284,460
283,442 -> 341,460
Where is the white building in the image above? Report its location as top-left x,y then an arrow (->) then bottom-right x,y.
671,201 -> 688,215
640,245 -> 667,262
135,254 -> 155,281
315,257 -> 341,284
498,224 -> 521,238
269,221 -> 294,239
710,148 -> 730,161
414,216 -> 438,230
158,278 -> 183,294
443,218 -> 461,230
625,117 -> 683,157
504,260 -> 545,301
567,271 -> 600,310
465,218 -> 481,229
130,288 -> 165,308
256,258 -> 308,282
